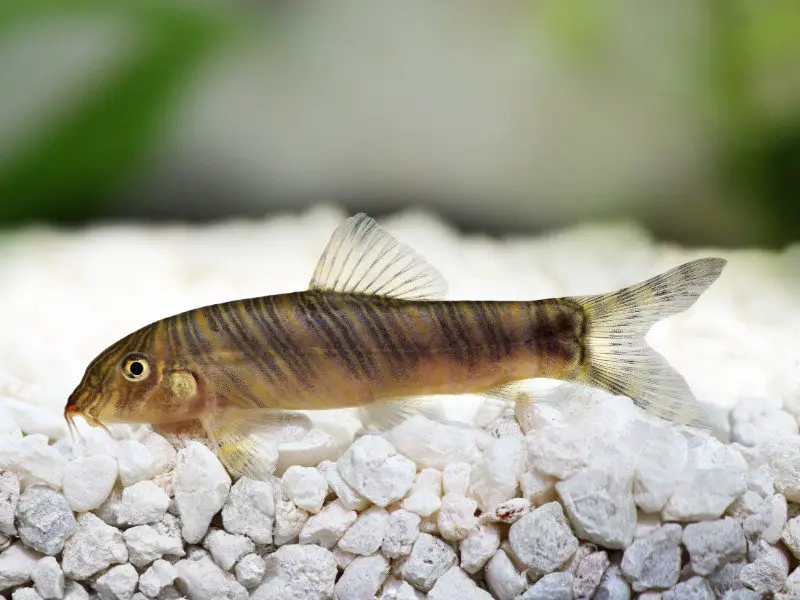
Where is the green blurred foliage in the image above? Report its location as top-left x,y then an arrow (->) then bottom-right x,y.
0,0 -> 237,225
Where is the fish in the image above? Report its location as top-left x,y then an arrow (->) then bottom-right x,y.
65,213 -> 727,479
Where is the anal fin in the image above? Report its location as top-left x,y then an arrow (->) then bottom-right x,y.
357,395 -> 445,432
200,407 -> 312,480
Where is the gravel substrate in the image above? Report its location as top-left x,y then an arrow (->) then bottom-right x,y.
0,207 -> 798,599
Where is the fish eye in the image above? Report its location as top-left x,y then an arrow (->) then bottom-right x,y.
121,354 -> 150,382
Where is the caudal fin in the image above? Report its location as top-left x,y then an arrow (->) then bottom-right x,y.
573,258 -> 727,428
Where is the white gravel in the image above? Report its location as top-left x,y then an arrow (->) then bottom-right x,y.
0,207 -> 798,598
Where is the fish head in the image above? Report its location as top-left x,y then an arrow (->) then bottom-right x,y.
65,324 -> 203,431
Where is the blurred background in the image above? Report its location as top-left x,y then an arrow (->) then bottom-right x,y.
0,0 -> 798,247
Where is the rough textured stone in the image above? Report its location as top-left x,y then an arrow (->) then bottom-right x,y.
442,462 -> 471,497
556,467 -> 636,549
334,554 -> 390,600
459,523 -> 500,574
221,477 -> 274,545
338,506 -> 390,555
764,436 -> 800,501
123,524 -> 184,568
663,576 -> 714,600
272,479 -> 309,546
399,532 -> 457,592
115,480 -> 170,526
299,499 -> 357,548
317,460 -> 369,511
234,553 -> 266,589
620,524 -> 682,592
173,441 -> 231,544
117,440 -> 157,487
629,421 -> 688,513
382,509 -> 421,559
469,436 -> 525,510
742,493 -> 787,545
93,563 -> 138,600
138,559 -> 177,598
338,435 -> 416,507
0,542 -> 41,592
739,541 -> 789,594
203,529 -> 255,571
387,415 -> 481,470
508,501 -> 578,575
781,514 -> 800,559
174,554 -> 248,600
31,556 -> 64,600
16,486 -> 76,555
437,494 -> 478,541
62,513 -> 128,580
520,571 -> 575,600
0,471 -> 20,535
592,564 -> 630,600
251,544 -> 336,600
62,454 -> 118,512
485,550 -> 526,600
427,566 -> 493,600
682,517 -> 747,576
281,465 -> 328,513
573,551 -> 609,599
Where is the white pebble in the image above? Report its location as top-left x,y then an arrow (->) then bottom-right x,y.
276,428 -> 338,472
16,485 -> 77,556
509,501 -> 578,576
62,454 -> 118,512
123,524 -> 184,568
520,469 -> 557,506
31,556 -> 64,600
526,425 -> 594,479
72,428 -> 118,459
0,471 -> 20,535
138,559 -> 177,598
442,462 -> 471,496
387,415 -> 482,470
437,494 -> 478,541
573,550 -> 609,599
782,515 -> 800,559
63,581 -> 90,600
730,398 -> 798,447
222,477 -> 275,545
0,397 -> 65,440
62,513 -> 128,580
620,523 -> 682,592
427,566 -> 493,600
378,579 -> 425,600
117,440 -> 157,487
281,465 -> 328,513
174,555 -> 248,600
662,435 -> 747,521
743,493 -> 787,544
139,432 -> 176,476
682,517 -> 747,576
252,544 -> 336,600
481,498 -> 531,525
338,506 -> 390,555
203,529 -> 255,571
317,460 -> 369,511
663,576 -> 714,600
272,480 -> 310,546
739,541 -> 789,594
173,441 -> 231,544
399,532 -> 457,592
93,563 -> 138,600
469,436 -> 525,510
335,554 -> 390,600
333,546 -> 358,569
11,588 -> 42,600
485,550 -> 527,600
235,553 -> 266,589
115,481 -> 170,526
459,523 -> 500,574
338,435 -> 416,507
519,571 -> 574,600
629,421 -> 688,513
0,542 -> 41,593
556,467 -> 637,549
381,509 -> 420,559
592,565 -> 630,600
1,434 -> 66,489
299,499 -> 357,548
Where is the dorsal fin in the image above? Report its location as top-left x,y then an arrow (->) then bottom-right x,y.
309,213 -> 448,300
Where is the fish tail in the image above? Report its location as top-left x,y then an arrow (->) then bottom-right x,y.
572,257 -> 727,428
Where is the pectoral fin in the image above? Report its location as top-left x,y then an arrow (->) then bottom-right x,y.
200,407 -> 312,480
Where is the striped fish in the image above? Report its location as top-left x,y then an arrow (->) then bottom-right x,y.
65,213 -> 726,479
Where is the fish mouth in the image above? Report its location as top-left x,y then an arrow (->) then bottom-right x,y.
64,389 -> 110,441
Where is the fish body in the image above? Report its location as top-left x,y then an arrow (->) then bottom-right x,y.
66,213 -> 727,479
